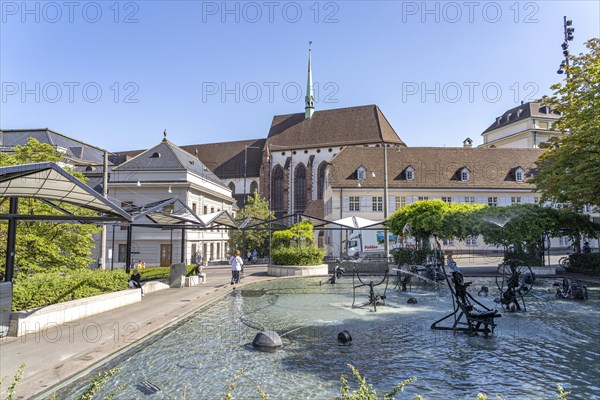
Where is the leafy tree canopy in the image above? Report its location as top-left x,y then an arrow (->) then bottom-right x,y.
272,220 -> 315,248
228,192 -> 273,257
0,139 -> 101,275
533,38 -> 600,209
475,204 -> 600,256
386,200 -> 484,241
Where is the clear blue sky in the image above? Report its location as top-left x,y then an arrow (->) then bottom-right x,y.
1,1 -> 599,151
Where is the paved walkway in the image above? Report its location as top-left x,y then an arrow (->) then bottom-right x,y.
0,265 -> 271,399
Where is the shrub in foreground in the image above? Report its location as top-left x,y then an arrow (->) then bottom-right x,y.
12,269 -> 129,311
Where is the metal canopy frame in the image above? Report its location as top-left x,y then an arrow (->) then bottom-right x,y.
120,198 -> 239,272
238,212 -> 384,231
131,197 -> 203,226
0,162 -> 132,282
0,162 -> 131,219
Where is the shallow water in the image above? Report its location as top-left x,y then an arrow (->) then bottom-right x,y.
56,276 -> 600,400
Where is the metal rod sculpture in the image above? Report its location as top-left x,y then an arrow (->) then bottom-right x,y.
494,259 -> 535,312
431,271 -> 501,337
352,267 -> 389,312
554,278 -> 588,300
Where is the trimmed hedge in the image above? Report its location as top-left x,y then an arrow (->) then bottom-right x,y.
12,269 -> 129,311
569,253 -> 600,275
271,246 -> 325,266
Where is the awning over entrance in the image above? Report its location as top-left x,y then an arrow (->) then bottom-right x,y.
0,162 -> 131,220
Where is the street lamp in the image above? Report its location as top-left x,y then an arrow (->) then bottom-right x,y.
557,16 -> 574,78
383,144 -> 390,261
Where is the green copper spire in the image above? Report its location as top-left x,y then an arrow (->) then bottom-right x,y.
305,41 -> 314,119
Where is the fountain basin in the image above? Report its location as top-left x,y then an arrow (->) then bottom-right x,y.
267,263 -> 328,277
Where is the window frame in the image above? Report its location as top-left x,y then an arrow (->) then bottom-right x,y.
405,166 -> 415,181
349,196 -> 360,212
372,196 -> 383,212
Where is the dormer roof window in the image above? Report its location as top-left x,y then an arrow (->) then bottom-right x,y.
517,109 -> 523,118
405,166 -> 415,181
515,167 -> 525,182
357,166 -> 367,180
150,152 -> 161,158
506,112 -> 512,122
461,167 -> 471,182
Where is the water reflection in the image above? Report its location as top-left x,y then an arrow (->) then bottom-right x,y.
57,278 -> 600,400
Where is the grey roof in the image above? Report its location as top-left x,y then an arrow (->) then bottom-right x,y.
0,129 -> 111,165
180,138 -> 266,179
112,140 -> 227,188
482,101 -> 561,135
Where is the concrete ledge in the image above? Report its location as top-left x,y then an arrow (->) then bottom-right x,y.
8,289 -> 141,337
185,276 -> 199,287
530,266 -> 556,276
143,279 -> 170,293
267,264 -> 328,277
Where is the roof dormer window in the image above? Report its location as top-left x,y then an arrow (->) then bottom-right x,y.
150,152 -> 161,158
517,109 -> 523,117
405,166 -> 415,181
515,167 -> 525,182
506,112 -> 512,122
357,166 -> 366,180
461,167 -> 471,182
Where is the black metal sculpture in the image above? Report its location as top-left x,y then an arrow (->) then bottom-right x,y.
554,278 -> 588,300
392,252 -> 445,292
431,271 -> 501,337
352,268 -> 389,312
494,259 -> 535,312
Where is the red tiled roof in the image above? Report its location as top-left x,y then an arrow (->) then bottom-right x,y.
267,105 -> 405,149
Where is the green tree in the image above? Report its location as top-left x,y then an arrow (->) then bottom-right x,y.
270,221 -> 324,265
228,193 -> 273,257
533,38 -> 600,209
0,139 -> 101,275
386,200 -> 484,247
475,204 -> 599,261
272,220 -> 315,248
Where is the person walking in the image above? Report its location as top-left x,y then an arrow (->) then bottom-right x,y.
229,250 -> 243,285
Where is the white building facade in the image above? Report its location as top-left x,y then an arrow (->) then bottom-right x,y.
108,137 -> 236,268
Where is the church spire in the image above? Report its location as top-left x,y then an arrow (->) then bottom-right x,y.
305,41 -> 314,119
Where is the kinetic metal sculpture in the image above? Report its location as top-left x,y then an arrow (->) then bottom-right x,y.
352,268 -> 389,312
431,271 -> 501,337
554,278 -> 588,300
494,259 -> 535,312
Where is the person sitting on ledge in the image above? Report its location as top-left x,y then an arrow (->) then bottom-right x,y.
194,264 -> 206,284
129,268 -> 144,296
446,252 -> 461,273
